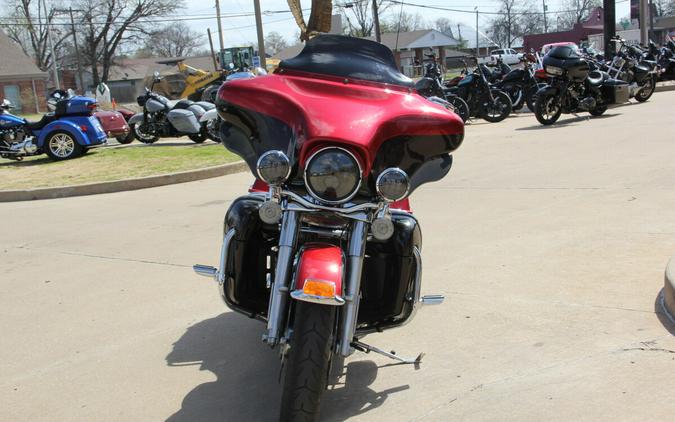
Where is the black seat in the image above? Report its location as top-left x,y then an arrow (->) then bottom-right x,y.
26,113 -> 58,131
172,99 -> 194,110
279,34 -> 413,88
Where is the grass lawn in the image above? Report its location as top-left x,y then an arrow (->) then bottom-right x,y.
0,142 -> 240,190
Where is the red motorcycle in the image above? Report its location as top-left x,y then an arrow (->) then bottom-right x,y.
194,35 -> 464,421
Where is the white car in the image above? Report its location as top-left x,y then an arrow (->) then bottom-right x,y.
488,48 -> 523,65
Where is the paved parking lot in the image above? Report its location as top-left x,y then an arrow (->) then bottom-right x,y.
2,92 -> 675,421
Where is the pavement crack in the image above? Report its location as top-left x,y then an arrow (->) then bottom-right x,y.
621,347 -> 675,354
14,245 -> 191,268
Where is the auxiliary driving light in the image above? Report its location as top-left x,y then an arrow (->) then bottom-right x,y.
256,150 -> 291,185
376,168 -> 409,202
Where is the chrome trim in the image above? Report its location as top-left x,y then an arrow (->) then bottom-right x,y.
375,167 -> 410,202
290,290 -> 346,306
281,190 -> 378,215
404,246 -> 424,324
303,146 -> 363,205
338,217 -> 368,357
193,264 -> 217,278
420,294 -> 445,305
217,229 -> 236,284
264,209 -> 299,346
256,150 -> 291,185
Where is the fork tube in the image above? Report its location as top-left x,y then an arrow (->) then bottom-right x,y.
339,218 -> 368,357
264,210 -> 299,346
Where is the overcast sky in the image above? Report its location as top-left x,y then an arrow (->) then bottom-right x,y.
182,0 -> 631,48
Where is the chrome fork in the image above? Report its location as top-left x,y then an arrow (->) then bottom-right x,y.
263,210 -> 299,346
339,216 -> 368,357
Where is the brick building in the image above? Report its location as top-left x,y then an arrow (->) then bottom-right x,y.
523,7 -> 605,52
0,30 -> 48,114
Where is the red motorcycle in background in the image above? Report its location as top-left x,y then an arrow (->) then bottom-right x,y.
194,35 -> 464,421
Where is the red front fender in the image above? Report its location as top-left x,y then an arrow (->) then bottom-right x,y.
291,243 -> 345,305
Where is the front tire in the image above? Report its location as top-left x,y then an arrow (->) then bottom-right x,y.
116,131 -> 135,144
280,302 -> 336,422
481,91 -> 512,123
535,92 -> 562,125
446,95 -> 470,122
44,131 -> 83,160
132,123 -> 159,144
635,75 -> 656,102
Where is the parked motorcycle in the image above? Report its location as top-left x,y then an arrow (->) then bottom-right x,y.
657,39 -> 675,80
48,89 -> 133,144
413,53 -> 470,122
445,59 -> 512,122
602,37 -> 657,102
535,45 -> 629,125
488,56 -> 547,111
0,97 -> 106,161
194,35 -> 464,421
128,72 -> 216,144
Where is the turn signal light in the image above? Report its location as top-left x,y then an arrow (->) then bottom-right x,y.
302,279 -> 336,298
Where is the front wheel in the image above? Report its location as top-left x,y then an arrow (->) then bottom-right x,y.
132,123 -> 159,144
446,95 -> 470,122
526,83 -> 547,112
635,75 -> 656,102
534,92 -> 563,125
280,302 -> 336,422
589,104 -> 607,116
116,131 -> 135,144
44,131 -> 83,160
481,91 -> 512,123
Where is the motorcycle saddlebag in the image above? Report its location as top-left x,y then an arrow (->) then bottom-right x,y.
167,109 -> 200,134
601,79 -> 630,104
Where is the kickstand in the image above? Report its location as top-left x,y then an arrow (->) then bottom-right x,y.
351,340 -> 424,369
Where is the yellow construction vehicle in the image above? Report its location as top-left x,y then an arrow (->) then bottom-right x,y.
152,58 -> 226,102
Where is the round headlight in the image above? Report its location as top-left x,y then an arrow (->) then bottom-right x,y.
256,150 -> 291,185
304,147 -> 362,204
376,168 -> 409,202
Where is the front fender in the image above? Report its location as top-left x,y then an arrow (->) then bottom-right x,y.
128,113 -> 145,125
291,243 -> 345,306
536,84 -> 559,97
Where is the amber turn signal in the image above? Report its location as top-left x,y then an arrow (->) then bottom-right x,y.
302,279 -> 336,298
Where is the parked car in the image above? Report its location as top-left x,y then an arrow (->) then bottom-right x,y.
488,48 -> 523,65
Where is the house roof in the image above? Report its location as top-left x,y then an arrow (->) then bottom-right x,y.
454,24 -> 499,49
0,29 -> 47,80
367,29 -> 460,50
107,54 -> 219,82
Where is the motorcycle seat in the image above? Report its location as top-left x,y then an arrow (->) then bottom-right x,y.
25,113 -> 58,131
172,99 -> 194,110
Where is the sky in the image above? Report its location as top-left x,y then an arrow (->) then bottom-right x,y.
181,0 -> 632,49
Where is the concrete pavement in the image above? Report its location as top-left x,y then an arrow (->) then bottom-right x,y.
2,93 -> 675,421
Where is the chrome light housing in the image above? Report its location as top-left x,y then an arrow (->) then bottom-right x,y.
256,150 -> 291,185
304,147 -> 362,204
376,168 -> 409,202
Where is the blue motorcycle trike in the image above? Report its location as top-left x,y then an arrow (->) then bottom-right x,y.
0,96 -> 107,161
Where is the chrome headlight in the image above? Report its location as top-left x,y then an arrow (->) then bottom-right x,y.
256,150 -> 291,185
304,147 -> 362,204
376,168 -> 409,202
545,65 -> 563,76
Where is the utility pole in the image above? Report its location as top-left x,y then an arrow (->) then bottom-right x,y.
42,1 -> 60,90
639,0 -> 648,44
648,0 -> 655,41
475,8 -> 479,57
207,28 -> 218,71
372,0 -> 381,43
542,0 -> 548,33
215,0 -> 224,53
253,0 -> 266,68
66,8 -> 84,92
603,0 -> 616,60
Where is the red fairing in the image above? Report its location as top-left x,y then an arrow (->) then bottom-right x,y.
294,243 -> 344,296
218,71 -> 463,176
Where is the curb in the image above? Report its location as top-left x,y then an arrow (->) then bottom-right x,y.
663,257 -> 675,323
0,160 -> 247,202
655,82 -> 675,93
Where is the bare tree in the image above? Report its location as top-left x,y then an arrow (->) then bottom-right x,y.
556,0 -> 601,30
434,17 -> 454,37
380,11 -> 427,33
339,0 -> 389,37
653,0 -> 675,16
288,0 -> 333,41
2,0 -> 70,71
488,0 -> 543,48
77,0 -> 183,85
264,31 -> 289,56
140,22 -> 203,58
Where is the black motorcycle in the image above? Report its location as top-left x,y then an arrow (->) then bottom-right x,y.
414,55 -> 470,122
445,59 -> 512,123
603,38 -> 657,102
535,45 -> 629,125
487,56 -> 546,111
128,72 -> 216,144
